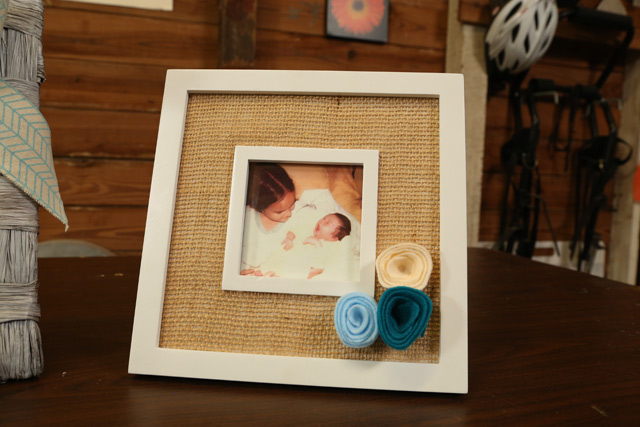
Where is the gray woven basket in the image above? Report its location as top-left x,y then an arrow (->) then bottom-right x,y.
0,0 -> 45,382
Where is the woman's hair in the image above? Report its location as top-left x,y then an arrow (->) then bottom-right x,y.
332,213 -> 351,241
246,163 -> 295,212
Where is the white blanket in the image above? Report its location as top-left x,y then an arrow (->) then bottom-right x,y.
260,236 -> 360,281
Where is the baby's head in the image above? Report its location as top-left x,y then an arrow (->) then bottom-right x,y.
313,213 -> 351,242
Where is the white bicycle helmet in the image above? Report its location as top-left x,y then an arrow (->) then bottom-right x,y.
485,0 -> 559,75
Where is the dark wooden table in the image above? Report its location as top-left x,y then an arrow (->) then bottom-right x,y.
2,248 -> 639,425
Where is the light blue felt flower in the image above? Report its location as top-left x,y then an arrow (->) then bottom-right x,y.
377,286 -> 433,350
334,292 -> 379,348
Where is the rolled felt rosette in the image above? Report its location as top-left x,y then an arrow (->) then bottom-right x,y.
377,286 -> 433,350
334,292 -> 379,348
376,243 -> 432,290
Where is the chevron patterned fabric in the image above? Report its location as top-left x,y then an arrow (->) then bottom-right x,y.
0,0 -> 6,24
0,79 -> 67,228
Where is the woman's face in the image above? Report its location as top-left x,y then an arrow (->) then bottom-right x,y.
261,191 -> 296,223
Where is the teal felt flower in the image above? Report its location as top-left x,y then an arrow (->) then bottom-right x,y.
377,286 -> 432,350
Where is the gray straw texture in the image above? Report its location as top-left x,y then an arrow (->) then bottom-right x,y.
0,176 -> 42,382
0,281 -> 40,323
0,174 -> 39,233
0,0 -> 44,107
0,0 -> 45,382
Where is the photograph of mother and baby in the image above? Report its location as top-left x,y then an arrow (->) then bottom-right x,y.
240,162 -> 362,282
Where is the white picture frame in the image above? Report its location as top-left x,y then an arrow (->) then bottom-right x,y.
129,70 -> 468,393
65,0 -> 172,11
223,146 -> 379,297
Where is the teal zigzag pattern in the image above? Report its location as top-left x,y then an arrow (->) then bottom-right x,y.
0,1 -> 7,25
0,78 -> 68,227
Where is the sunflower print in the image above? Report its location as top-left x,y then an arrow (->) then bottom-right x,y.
330,0 -> 386,36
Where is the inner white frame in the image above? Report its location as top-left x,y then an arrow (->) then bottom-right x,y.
222,146 -> 379,297
129,70 -> 468,393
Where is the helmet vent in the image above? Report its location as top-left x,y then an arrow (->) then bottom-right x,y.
505,1 -> 522,21
512,24 -> 520,41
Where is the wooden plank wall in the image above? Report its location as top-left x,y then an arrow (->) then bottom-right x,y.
36,0 -> 635,257
38,0 -> 448,255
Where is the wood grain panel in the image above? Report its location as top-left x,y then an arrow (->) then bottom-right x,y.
47,0 -> 448,51
387,0 -> 447,49
41,58 -> 166,112
459,0 -> 640,51
46,0 -> 219,24
40,36 -> 448,114
258,0 -> 326,37
479,208 -> 612,243
42,8 -> 218,68
482,171 -> 573,212
44,107 -> 159,159
481,171 -> 616,212
484,131 -> 594,175
460,0 -> 612,26
491,61 -> 625,100
483,91 -> 625,175
542,36 -> 628,72
525,66 -> 624,100
39,206 -> 147,253
218,0 -> 258,68
55,159 -> 153,206
485,96 -> 617,140
459,0 -> 490,26
483,134 -> 629,176
258,0 -> 448,50
255,29 -> 445,72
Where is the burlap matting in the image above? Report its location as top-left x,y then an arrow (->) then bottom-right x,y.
159,94 -> 440,363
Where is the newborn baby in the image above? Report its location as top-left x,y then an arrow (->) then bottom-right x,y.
284,212 -> 350,246
264,213 -> 352,279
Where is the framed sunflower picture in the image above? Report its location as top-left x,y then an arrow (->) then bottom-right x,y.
326,0 -> 389,43
129,70 -> 468,393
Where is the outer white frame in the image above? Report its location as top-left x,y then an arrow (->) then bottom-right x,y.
129,70 -> 468,393
65,0 -> 172,11
222,146 -> 379,297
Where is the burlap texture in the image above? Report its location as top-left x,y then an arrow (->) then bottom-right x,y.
159,94 -> 440,363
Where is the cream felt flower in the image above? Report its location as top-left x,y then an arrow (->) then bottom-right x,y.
375,243 -> 433,290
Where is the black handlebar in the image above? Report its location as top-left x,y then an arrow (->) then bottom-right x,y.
564,6 -> 634,88
529,79 -> 601,101
568,7 -> 634,32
